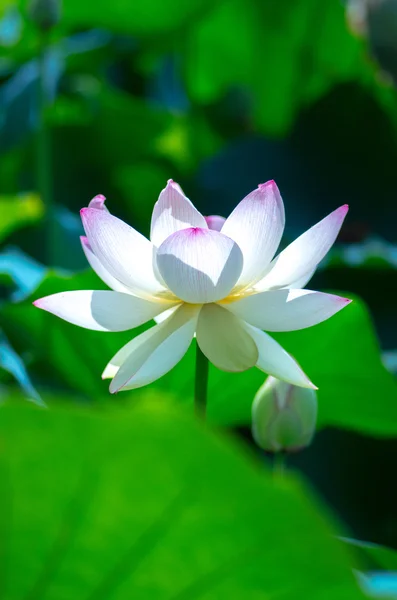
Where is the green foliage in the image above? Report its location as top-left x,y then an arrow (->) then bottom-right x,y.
0,193 -> 44,243
0,401 -> 365,598
0,332 -> 43,405
0,0 -> 14,16
183,0 -> 368,135
343,537 -> 397,571
0,269 -> 136,398
2,0 -> 387,139
61,0 -> 214,36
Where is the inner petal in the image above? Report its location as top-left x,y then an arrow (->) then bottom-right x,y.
156,227 -> 243,304
196,303 -> 258,372
150,179 -> 208,248
205,215 -> 226,232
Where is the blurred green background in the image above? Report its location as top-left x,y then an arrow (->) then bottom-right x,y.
2,0 -> 397,597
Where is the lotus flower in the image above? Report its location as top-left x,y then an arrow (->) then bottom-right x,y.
34,180 -> 351,393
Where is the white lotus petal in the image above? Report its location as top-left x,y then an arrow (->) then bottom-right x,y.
226,289 -> 351,332
196,303 -> 258,372
88,194 -> 108,211
80,236 -> 131,294
205,215 -> 226,231
153,305 -> 179,324
156,228 -> 243,303
284,268 -> 316,290
245,324 -> 316,388
81,208 -> 171,301
254,205 -> 349,292
150,179 -> 207,248
106,304 -> 199,391
33,291 -> 169,332
221,181 -> 285,288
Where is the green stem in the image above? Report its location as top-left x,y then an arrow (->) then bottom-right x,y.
273,453 -> 286,479
194,342 -> 209,418
36,32 -> 56,265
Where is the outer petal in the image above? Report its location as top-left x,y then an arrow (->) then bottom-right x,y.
225,289 -> 351,332
80,236 -> 130,294
245,324 -> 316,389
205,215 -> 226,232
254,205 -> 349,292
156,228 -> 243,304
81,208 -> 171,301
284,268 -> 316,290
33,291 -> 171,332
221,181 -> 285,289
153,305 -> 178,324
150,179 -> 208,248
105,304 -> 199,392
196,303 -> 258,372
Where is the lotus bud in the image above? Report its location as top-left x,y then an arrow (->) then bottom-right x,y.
252,376 -> 318,453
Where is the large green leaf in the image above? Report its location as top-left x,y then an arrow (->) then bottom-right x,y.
0,400 -> 365,599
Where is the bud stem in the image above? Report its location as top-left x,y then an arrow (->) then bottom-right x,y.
273,453 -> 286,478
36,32 -> 56,266
194,342 -> 209,418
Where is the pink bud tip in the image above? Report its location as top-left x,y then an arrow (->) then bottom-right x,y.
88,194 -> 107,210
205,215 -> 226,232
258,180 -> 276,191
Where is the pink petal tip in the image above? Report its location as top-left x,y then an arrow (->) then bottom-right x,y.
166,179 -> 180,190
80,207 -> 97,223
165,179 -> 184,195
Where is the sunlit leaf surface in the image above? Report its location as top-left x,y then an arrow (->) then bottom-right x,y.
0,401 -> 365,599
